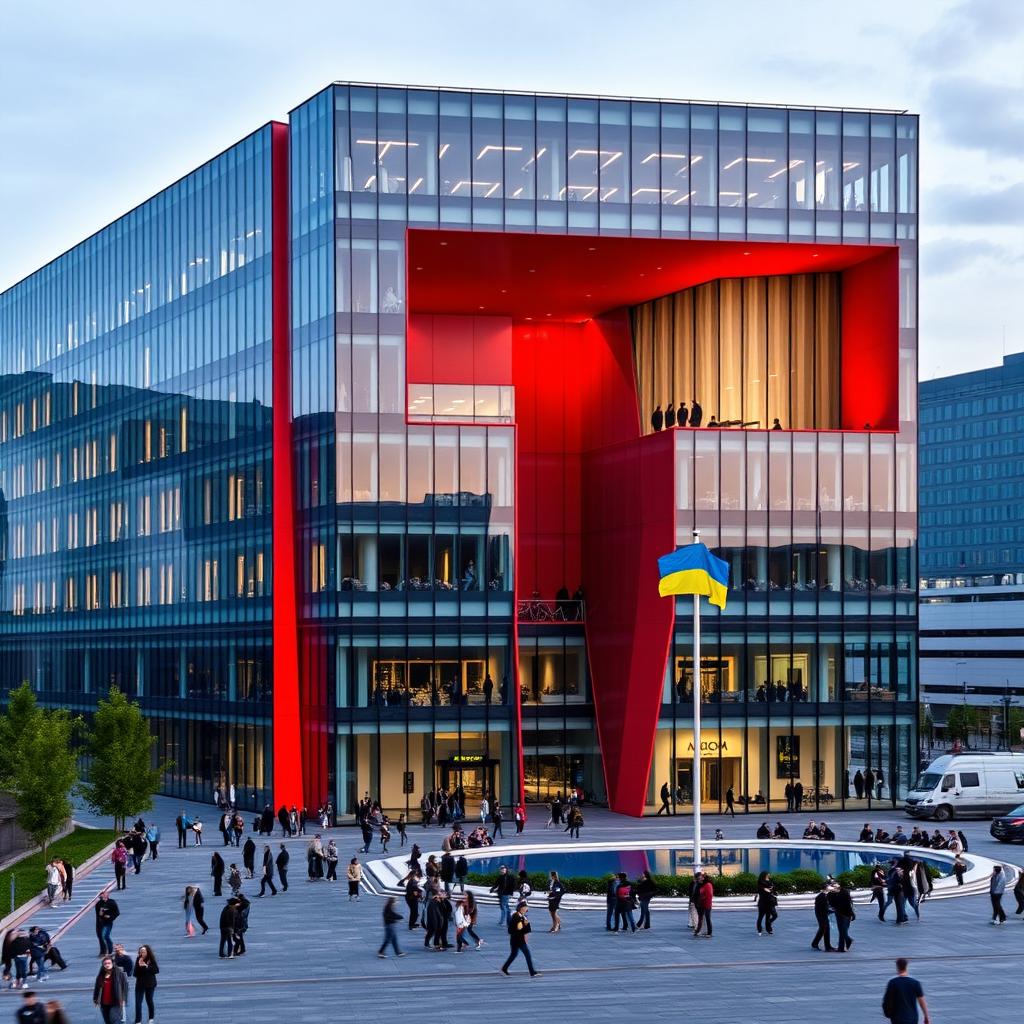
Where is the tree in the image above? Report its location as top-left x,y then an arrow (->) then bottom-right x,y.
11,708 -> 78,860
79,687 -> 169,833
946,704 -> 980,744
0,682 -> 41,789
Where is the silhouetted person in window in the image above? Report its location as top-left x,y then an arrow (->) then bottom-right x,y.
689,399 -> 703,427
651,405 -> 663,432
707,414 -> 720,428
555,585 -> 570,620
483,674 -> 494,704
664,403 -> 676,428
678,402 -> 689,427
772,418 -> 782,430
571,586 -> 584,620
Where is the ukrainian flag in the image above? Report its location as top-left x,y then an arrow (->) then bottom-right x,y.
657,543 -> 730,609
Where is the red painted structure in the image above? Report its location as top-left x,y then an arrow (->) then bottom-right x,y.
390,229 -> 901,814
270,122 -> 305,811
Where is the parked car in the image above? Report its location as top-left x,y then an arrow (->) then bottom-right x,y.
990,803 -> 1024,842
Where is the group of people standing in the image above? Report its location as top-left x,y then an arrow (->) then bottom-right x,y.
651,399 -> 703,431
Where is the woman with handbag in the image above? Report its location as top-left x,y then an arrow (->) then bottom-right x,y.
546,871 -> 565,932
755,871 -> 778,935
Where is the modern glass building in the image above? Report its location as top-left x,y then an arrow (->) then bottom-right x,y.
0,83 -> 919,815
920,351 -> 1024,584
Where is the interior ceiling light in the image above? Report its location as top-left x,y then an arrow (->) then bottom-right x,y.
477,144 -> 523,159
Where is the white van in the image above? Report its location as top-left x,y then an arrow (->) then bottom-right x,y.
905,752 -> 1024,820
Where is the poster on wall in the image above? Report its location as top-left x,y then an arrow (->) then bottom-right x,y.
776,735 -> 801,779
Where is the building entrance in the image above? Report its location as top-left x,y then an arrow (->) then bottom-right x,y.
675,756 -> 742,805
436,756 -> 498,804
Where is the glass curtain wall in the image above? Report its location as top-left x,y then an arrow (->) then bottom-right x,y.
0,127 -> 276,808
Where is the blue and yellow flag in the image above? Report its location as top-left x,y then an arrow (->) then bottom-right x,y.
657,543 -> 729,609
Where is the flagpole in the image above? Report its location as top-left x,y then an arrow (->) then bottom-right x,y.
692,528 -> 702,874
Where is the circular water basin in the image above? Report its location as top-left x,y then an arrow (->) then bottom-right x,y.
465,844 -> 953,879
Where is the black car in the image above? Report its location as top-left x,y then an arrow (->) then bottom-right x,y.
990,803 -> 1024,843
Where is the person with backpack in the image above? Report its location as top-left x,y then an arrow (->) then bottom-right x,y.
378,897 -> 405,958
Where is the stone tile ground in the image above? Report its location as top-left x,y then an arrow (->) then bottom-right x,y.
4,798 -> 1021,1023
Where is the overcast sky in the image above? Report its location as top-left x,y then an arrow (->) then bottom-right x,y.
1,0 -> 1021,378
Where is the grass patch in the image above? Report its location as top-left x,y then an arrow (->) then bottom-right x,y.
1,827 -> 117,917
466,862 -> 942,898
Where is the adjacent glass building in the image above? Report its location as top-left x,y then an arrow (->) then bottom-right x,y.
0,83 -> 919,815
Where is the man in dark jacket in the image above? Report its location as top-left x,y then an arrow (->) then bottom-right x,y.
233,895 -> 251,955
259,845 -> 277,897
501,901 -> 538,976
811,886 -> 834,951
439,851 -> 456,894
276,843 -> 290,891
829,882 -> 856,950
15,991 -> 47,1024
94,893 -> 119,955
689,398 -> 703,428
92,955 -> 128,1023
219,900 -> 237,958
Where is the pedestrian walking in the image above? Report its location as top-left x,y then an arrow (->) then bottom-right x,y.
15,991 -> 47,1023
111,842 -> 128,891
500,901 -> 539,976
755,871 -> 778,935
94,893 -> 120,956
259,846 -> 278,896
464,891 -> 484,948
232,895 -> 250,956
242,837 -> 256,879
276,843 -> 290,891
514,803 -> 526,834
725,786 -> 736,817
183,886 -> 199,936
59,859 -> 74,902
92,956 -> 128,1024
324,839 -> 339,881
614,872 -> 637,933
636,869 -> 656,930
990,864 -> 1007,924
952,854 -> 967,887
397,813 -> 407,847
565,806 -> 583,839
546,871 -> 564,932
145,823 -> 160,861
192,887 -> 209,934
218,900 -> 237,958
347,857 -> 362,901
455,898 -> 473,951
882,958 -> 930,1024
44,861 -> 62,905
480,797 -> 490,824
211,851 -> 225,897
491,864 -> 515,926
656,781 -> 672,815
870,866 -> 887,918
192,817 -> 204,846
829,880 -> 856,951
811,885 -> 834,951
491,804 -> 504,840
378,897 -> 406,958
132,945 -> 158,1024
175,811 -> 187,849
693,872 -> 713,938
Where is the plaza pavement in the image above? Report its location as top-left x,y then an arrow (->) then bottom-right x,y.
4,797 -> 1022,1023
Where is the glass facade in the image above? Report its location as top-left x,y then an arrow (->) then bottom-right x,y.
0,127 -> 277,807
919,352 -> 1024,583
0,83 -> 918,816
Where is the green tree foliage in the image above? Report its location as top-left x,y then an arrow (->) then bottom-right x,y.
946,704 -> 980,743
0,682 -> 41,788
79,687 -> 169,832
11,708 -> 78,861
